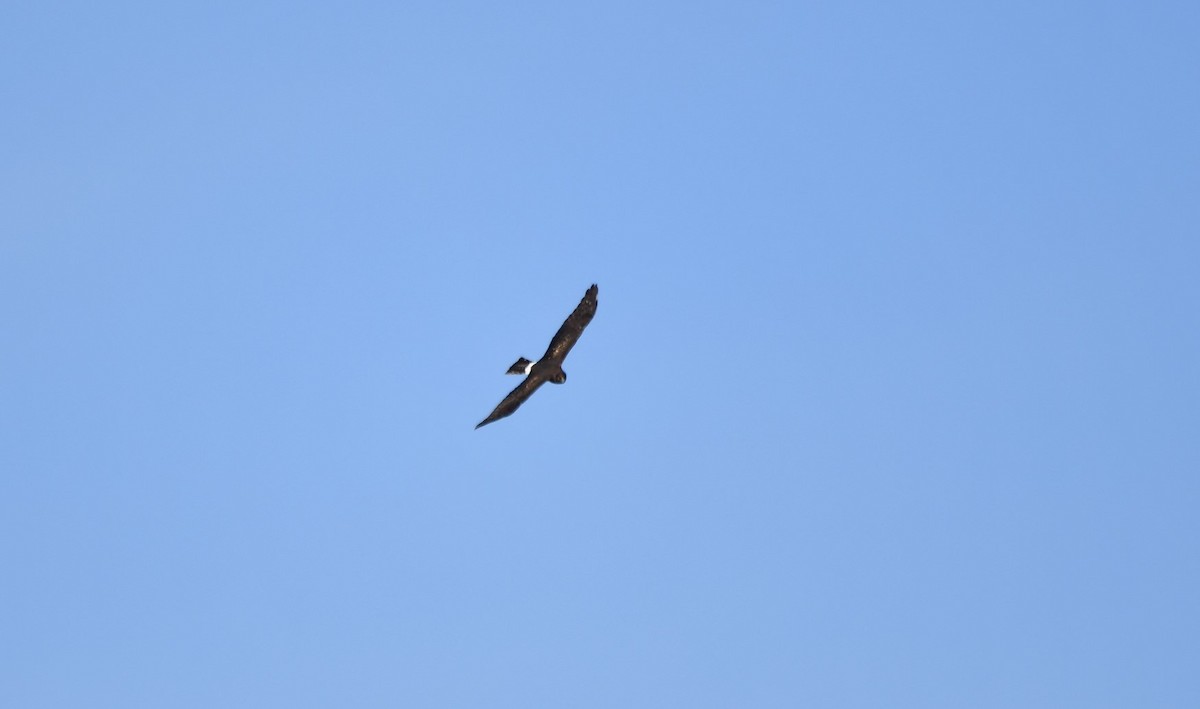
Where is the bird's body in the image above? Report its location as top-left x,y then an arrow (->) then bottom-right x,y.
529,359 -> 566,384
475,284 -> 598,429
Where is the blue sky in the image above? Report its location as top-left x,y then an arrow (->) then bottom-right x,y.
3,2 -> 1198,707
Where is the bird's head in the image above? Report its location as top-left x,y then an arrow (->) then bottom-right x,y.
550,371 -> 567,384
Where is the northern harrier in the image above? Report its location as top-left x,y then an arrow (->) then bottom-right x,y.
475,284 -> 598,429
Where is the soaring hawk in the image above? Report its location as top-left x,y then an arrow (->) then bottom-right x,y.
476,284 -> 598,429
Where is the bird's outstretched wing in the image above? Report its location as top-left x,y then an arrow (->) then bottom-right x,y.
475,375 -> 546,429
542,284 -> 598,362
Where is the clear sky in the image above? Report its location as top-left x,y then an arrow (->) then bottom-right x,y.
3,2 -> 1198,707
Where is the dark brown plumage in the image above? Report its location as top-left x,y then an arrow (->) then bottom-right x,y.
475,284 -> 598,429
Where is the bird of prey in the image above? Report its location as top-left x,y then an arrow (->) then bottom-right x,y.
475,284 -> 599,429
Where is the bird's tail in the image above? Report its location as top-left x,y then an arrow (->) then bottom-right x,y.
506,357 -> 534,375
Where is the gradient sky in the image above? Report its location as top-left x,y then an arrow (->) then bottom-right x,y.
3,2 -> 1199,707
